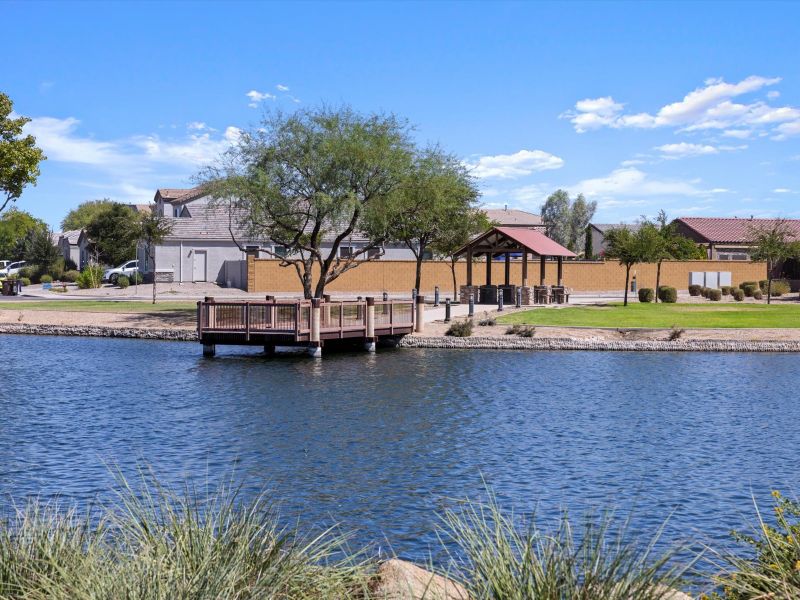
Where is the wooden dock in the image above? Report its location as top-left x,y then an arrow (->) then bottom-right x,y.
197,296 -> 420,357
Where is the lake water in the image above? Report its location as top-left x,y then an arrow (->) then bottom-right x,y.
1,334 -> 798,560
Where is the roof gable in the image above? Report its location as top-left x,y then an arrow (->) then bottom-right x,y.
675,217 -> 800,244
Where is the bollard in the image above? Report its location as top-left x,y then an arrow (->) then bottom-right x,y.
468,293 -> 475,317
434,286 -> 440,307
516,287 -> 522,308
415,294 -> 425,333
444,299 -> 451,322
382,291 -> 388,301
412,288 -> 417,304
498,288 -> 504,311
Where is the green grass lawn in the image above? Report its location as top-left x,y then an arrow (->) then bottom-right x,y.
0,300 -> 198,314
498,302 -> 800,329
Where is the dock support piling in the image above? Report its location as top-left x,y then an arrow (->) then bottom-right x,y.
308,345 -> 322,358
309,298 -> 322,357
415,295 -> 425,333
202,343 -> 216,357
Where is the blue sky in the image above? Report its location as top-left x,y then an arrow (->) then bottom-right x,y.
2,0 -> 800,229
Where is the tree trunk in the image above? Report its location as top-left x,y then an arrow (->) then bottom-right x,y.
450,258 -> 458,301
655,260 -> 662,304
414,255 -> 423,292
766,262 -> 772,305
624,264 -> 631,307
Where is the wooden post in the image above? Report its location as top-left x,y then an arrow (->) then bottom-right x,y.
522,252 -> 528,287
365,297 -> 376,352
539,255 -> 546,285
557,256 -> 563,286
415,295 -> 425,333
466,250 -> 473,286
504,253 -> 511,286
309,298 -> 322,358
323,294 -> 331,329
486,254 -> 492,286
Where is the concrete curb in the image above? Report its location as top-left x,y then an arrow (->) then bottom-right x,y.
0,323 -> 197,342
399,335 -> 800,352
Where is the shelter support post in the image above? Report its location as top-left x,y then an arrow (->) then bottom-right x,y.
540,255 -> 546,286
486,254 -> 492,286
522,252 -> 528,287
466,250 -> 473,286
504,253 -> 510,285
557,256 -> 563,286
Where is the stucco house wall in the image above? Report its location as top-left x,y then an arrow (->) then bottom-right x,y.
151,240 -> 249,285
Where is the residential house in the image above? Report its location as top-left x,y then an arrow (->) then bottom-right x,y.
587,223 -> 643,257
485,207 -> 543,229
57,230 -> 84,268
672,217 -> 800,260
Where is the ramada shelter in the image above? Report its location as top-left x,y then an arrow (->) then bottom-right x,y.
454,226 -> 576,305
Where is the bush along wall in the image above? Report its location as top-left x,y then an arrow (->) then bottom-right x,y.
658,286 -> 678,303
638,288 -> 654,303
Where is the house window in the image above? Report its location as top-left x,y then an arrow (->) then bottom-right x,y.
339,246 -> 355,258
367,247 -> 382,260
272,245 -> 287,258
422,249 -> 433,260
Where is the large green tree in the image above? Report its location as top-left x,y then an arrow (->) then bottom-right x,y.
0,93 -> 46,213
61,198 -> 116,231
19,226 -> 60,273
0,208 -> 47,259
541,189 -> 597,252
203,106 -> 416,299
85,203 -> 138,266
390,147 -> 480,291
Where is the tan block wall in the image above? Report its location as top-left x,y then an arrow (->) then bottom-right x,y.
248,259 -> 767,294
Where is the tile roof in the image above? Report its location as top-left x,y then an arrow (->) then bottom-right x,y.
127,204 -> 153,214
156,188 -> 192,201
455,226 -> 577,258
675,217 -> 800,244
485,208 -> 542,227
165,205 -> 250,241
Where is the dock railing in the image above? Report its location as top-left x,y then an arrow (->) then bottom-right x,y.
197,297 -> 415,343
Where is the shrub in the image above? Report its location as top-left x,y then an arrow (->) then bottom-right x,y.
732,288 -> 745,301
759,279 -> 768,293
740,281 -> 757,290
668,326 -> 685,341
117,275 -> 130,289
445,319 -> 473,337
742,283 -> 758,297
658,286 -> 677,303
688,284 -> 702,296
49,257 -> 66,281
721,286 -> 732,295
753,290 -> 763,300
39,274 -> 53,284
505,324 -> 536,337
710,490 -> 800,599
19,277 -> 31,287
63,270 -> 80,283
700,287 -> 710,298
76,265 -> 104,289
637,288 -> 654,303
18,265 -> 36,280
478,312 -> 496,326
708,288 -> 722,301
129,271 -> 144,285
769,279 -> 791,297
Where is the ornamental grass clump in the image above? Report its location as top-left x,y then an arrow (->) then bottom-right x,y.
505,324 -> 535,337
0,474 -> 369,600
478,312 -> 497,326
770,279 -> 791,297
446,319 -> 473,337
707,491 -> 800,599
76,265 -> 104,289
117,275 -> 130,289
439,493 -> 696,600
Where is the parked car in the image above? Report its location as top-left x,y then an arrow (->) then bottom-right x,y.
0,261 -> 10,271
103,260 -> 139,284
0,261 -> 26,277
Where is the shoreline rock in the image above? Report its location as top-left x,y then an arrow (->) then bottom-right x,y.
399,334 -> 800,353
0,323 -> 197,342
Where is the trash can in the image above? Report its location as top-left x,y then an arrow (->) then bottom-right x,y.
1,280 -> 12,296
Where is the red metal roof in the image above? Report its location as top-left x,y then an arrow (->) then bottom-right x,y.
676,217 -> 800,244
455,226 -> 576,257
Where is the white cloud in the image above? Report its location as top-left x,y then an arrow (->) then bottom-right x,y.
466,149 -> 564,178
187,121 -> 210,131
722,129 -> 752,139
767,90 -> 781,99
276,84 -> 290,92
773,188 -> 793,193
655,142 -> 719,159
573,167 -> 713,199
24,116 -> 125,166
710,188 -> 732,194
620,159 -> 646,166
246,89 -> 276,107
562,75 -> 800,138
